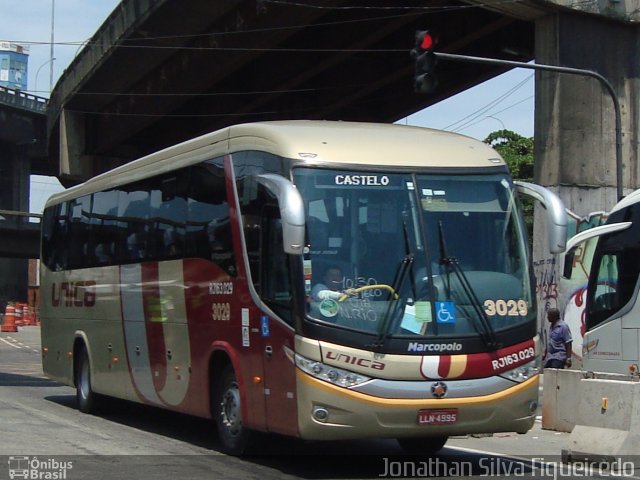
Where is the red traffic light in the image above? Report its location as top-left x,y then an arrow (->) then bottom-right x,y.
414,30 -> 437,52
420,32 -> 434,50
412,29 -> 439,94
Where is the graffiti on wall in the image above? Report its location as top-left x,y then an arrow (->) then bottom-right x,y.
536,209 -> 608,366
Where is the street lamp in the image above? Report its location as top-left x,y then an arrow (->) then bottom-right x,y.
34,58 -> 56,95
487,115 -> 506,131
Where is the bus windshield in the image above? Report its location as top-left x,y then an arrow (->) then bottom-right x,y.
294,168 -> 533,339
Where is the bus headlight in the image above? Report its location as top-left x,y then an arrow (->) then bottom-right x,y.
295,353 -> 371,387
499,358 -> 540,383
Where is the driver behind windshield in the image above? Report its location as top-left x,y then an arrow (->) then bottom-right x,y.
311,265 -> 356,301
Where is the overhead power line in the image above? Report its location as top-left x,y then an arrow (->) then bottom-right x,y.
443,74 -> 533,132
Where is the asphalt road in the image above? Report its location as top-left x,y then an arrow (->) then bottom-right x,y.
0,327 -> 617,480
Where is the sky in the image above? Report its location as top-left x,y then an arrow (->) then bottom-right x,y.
0,1 -> 535,214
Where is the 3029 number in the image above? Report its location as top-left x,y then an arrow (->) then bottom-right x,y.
212,302 -> 231,321
483,299 -> 528,317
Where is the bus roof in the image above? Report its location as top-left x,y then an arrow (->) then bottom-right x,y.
46,121 -> 505,207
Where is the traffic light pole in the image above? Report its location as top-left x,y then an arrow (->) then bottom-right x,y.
435,52 -> 623,200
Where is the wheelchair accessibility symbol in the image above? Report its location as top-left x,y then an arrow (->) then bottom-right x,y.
435,301 -> 456,324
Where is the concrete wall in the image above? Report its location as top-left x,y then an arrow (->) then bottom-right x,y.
535,13 -> 640,211
543,369 -> 640,462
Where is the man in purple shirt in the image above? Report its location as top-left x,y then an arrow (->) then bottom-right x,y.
543,308 -> 573,369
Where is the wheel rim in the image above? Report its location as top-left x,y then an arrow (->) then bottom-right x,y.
220,381 -> 242,437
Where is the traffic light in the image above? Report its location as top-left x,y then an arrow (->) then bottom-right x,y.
411,30 -> 438,94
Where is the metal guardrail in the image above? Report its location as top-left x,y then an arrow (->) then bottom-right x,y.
0,86 -> 47,113
0,209 -> 42,219
0,209 -> 42,220
0,209 -> 42,228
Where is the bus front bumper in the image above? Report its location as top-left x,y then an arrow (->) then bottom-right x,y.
296,370 -> 538,440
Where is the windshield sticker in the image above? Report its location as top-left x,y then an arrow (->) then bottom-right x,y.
415,301 -> 432,323
334,174 -> 390,186
406,181 -> 415,190
401,304 -> 420,334
421,189 -> 448,211
319,299 -> 339,318
400,303 -> 431,335
435,301 -> 456,324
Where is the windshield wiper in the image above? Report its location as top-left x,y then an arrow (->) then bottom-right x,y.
368,218 -> 414,351
437,221 -> 501,351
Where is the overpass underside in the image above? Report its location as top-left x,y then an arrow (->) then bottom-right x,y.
49,0 -> 539,183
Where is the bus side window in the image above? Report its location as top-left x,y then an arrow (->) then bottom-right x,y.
589,253 -> 621,329
42,202 -> 69,271
588,207 -> 640,330
263,214 -> 292,307
187,162 -> 236,275
153,172 -> 188,260
67,195 -> 92,269
239,182 -> 293,324
91,190 -> 120,266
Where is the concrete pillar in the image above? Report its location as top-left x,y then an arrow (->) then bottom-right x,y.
534,12 -> 639,213
0,143 -> 30,310
532,13 -> 640,364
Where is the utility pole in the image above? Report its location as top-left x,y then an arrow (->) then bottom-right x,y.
49,0 -> 55,92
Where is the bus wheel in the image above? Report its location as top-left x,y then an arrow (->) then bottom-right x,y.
75,347 -> 99,414
397,436 -> 448,455
213,365 -> 253,455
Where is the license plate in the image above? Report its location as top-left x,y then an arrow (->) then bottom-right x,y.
417,408 -> 458,425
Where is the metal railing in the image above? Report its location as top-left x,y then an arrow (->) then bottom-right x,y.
0,86 -> 48,113
0,209 -> 42,227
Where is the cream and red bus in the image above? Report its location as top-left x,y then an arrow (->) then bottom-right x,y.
40,121 -> 566,455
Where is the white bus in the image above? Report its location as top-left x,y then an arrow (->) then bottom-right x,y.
564,189 -> 640,374
40,121 -> 566,454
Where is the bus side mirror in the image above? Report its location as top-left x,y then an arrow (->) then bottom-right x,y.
514,181 -> 567,254
256,174 -> 305,255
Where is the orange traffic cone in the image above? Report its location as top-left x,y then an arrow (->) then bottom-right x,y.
23,306 -> 35,326
1,304 -> 18,332
14,304 -> 23,326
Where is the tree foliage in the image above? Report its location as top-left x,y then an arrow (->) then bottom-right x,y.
484,129 -> 535,239
484,129 -> 534,182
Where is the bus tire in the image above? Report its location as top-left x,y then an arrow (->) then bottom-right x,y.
396,436 -> 448,455
75,347 -> 99,414
213,365 -> 253,455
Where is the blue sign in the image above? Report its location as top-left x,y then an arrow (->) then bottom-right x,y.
435,301 -> 456,324
261,316 -> 270,337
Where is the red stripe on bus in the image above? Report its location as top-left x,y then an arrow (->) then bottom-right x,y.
437,354 -> 451,378
141,262 -> 168,393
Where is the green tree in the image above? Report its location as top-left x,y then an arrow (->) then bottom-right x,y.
484,129 -> 534,239
484,129 -> 534,181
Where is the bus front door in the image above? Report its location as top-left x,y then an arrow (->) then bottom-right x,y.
259,213 -> 299,437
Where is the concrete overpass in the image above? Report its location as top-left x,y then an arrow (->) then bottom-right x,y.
49,0 -> 551,183
47,0 -> 640,216
0,210 -> 41,259
0,87 -> 49,260
0,87 -> 49,310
